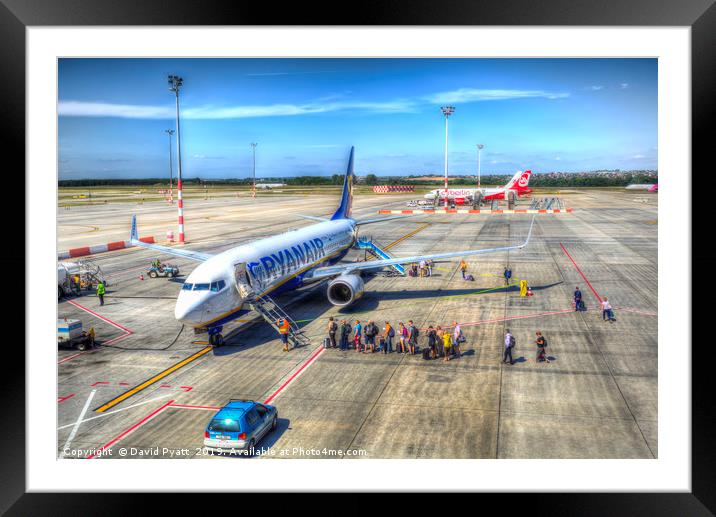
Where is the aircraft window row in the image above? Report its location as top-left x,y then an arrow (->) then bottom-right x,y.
210,280 -> 226,292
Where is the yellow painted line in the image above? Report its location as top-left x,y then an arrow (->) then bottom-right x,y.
384,223 -> 431,251
94,346 -> 213,413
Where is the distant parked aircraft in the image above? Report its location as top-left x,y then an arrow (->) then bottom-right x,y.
255,183 -> 287,189
625,183 -> 658,192
424,170 -> 533,205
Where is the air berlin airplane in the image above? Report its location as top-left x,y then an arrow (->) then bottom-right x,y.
424,170 -> 533,205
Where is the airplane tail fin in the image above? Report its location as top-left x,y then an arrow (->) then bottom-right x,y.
505,170 -> 532,191
331,146 -> 355,220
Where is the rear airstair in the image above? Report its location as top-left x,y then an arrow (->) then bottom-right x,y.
248,294 -> 311,348
355,236 -> 405,275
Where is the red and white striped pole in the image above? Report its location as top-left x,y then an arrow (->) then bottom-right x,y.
169,75 -> 185,243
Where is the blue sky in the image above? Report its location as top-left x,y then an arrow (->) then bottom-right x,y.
58,58 -> 657,179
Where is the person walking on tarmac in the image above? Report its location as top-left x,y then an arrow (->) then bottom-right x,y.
460,259 -> 468,279
574,286 -> 583,311
277,318 -> 290,352
96,281 -> 106,306
504,266 -> 512,286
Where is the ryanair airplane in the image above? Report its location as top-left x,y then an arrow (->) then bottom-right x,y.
130,147 -> 533,345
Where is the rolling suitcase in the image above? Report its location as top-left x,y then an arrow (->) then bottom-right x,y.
323,337 -> 331,349
422,347 -> 432,360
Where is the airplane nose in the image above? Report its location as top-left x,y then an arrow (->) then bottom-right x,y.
174,298 -> 205,326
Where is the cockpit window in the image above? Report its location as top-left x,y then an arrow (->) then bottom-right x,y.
182,283 -> 193,291
210,280 -> 226,292
193,283 -> 210,291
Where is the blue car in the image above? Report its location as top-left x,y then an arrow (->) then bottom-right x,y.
203,399 -> 278,455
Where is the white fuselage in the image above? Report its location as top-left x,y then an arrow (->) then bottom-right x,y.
424,187 -> 503,200
174,218 -> 356,329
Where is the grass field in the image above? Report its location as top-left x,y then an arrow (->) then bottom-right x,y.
58,184 -> 628,207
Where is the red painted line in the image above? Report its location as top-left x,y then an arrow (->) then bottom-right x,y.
179,386 -> 193,392
168,403 -> 221,410
90,381 -> 110,387
87,399 -> 175,459
567,208 -> 574,213
118,382 -> 129,386
538,209 -> 547,213
65,300 -> 133,333
57,393 -> 76,403
468,210 -> 480,214
559,243 -> 602,304
423,210 -> 435,214
401,210 -> 413,214
58,352 -> 85,365
159,384 -> 172,388
264,346 -> 326,405
378,210 -> 391,214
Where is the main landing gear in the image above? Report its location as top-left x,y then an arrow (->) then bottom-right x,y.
208,326 -> 224,347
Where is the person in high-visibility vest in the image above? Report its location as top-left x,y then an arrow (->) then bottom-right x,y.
460,260 -> 468,279
277,318 -> 290,351
96,281 -> 106,306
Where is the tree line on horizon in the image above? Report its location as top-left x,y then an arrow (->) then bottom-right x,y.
59,170 -> 657,188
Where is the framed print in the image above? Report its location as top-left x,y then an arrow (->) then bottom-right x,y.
5,0 -> 714,512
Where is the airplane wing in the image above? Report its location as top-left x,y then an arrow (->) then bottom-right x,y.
306,217 -> 535,280
354,214 -> 419,225
129,215 -> 213,262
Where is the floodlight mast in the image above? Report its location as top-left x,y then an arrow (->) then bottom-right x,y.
168,75 -> 185,243
250,143 -> 257,199
477,144 -> 484,190
165,129 -> 175,204
441,106 -> 455,206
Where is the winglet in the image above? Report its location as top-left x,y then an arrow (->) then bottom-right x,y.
130,215 -> 139,243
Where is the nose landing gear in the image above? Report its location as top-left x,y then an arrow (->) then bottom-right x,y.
208,326 -> 224,347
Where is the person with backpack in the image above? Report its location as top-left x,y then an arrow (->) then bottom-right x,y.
442,329 -> 453,362
398,322 -> 408,354
503,329 -> 515,365
327,317 -> 338,349
535,331 -> 549,362
383,321 -> 394,354
408,320 -> 419,355
353,320 -> 362,352
452,321 -> 464,358
340,319 -> 351,350
427,326 -> 438,359
504,266 -> 512,286
574,287 -> 583,311
364,320 -> 377,353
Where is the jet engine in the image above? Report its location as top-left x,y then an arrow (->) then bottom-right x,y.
326,273 -> 365,307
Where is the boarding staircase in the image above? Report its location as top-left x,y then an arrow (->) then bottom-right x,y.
529,197 -> 565,210
355,236 -> 405,275
248,294 -> 311,348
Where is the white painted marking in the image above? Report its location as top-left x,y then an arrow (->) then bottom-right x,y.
60,389 -> 96,458
57,392 -> 173,431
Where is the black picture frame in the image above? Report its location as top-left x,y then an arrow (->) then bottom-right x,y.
6,0 -> 711,513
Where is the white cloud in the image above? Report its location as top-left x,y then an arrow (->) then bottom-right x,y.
589,85 -> 604,91
58,99 -> 416,119
632,154 -> 645,159
620,83 -> 630,89
424,88 -> 568,104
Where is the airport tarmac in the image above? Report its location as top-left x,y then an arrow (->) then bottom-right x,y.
57,189 -> 657,459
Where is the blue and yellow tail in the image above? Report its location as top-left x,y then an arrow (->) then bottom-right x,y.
331,146 -> 354,220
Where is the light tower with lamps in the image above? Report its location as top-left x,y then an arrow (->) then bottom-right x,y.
476,144 -> 484,190
168,74 -> 185,243
250,142 -> 257,199
165,129 -> 175,204
440,106 -> 455,206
